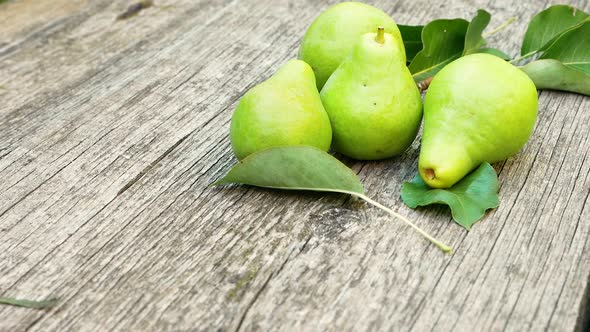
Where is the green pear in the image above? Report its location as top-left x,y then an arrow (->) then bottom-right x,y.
230,59 -> 332,160
320,27 -> 422,160
419,53 -> 538,188
298,2 -> 404,90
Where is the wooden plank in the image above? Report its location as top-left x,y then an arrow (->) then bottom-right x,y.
0,0 -> 87,46
0,0 -> 589,331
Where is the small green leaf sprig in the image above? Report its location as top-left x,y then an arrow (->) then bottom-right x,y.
0,296 -> 57,309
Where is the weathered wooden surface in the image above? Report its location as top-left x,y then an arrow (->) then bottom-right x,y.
0,0 -> 589,330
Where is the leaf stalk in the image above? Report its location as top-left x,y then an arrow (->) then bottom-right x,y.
483,16 -> 517,37
354,194 -> 453,254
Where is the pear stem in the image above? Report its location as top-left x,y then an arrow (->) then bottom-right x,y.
375,26 -> 385,44
417,77 -> 434,91
353,193 -> 453,254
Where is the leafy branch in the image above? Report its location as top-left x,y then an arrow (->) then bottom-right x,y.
404,5 -> 590,96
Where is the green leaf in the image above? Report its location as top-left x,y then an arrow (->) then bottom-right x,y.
214,146 -> 364,195
476,47 -> 511,60
521,5 -> 589,56
521,59 -> 590,95
215,146 -> 453,253
463,10 -> 491,55
0,297 -> 57,309
401,163 -> 499,230
409,10 -> 493,82
521,19 -> 590,95
408,18 -> 468,82
540,19 -> 590,75
398,25 -> 423,63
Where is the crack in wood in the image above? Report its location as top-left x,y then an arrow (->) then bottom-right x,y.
575,272 -> 590,332
234,236 -> 311,331
116,133 -> 190,196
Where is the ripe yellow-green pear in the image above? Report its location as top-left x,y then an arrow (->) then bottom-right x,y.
230,60 -> 332,160
420,53 -> 538,188
320,27 -> 422,160
298,2 -> 404,89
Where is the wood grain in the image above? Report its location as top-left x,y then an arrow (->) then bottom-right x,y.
0,0 -> 589,331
